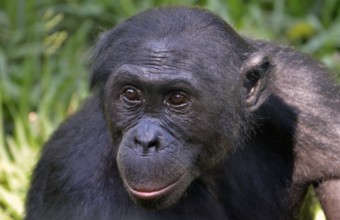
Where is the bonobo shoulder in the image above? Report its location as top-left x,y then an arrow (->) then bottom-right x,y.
248,38 -> 340,94
248,39 -> 332,75
40,95 -> 110,158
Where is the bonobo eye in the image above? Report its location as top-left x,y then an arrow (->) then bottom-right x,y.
122,87 -> 142,104
167,92 -> 191,109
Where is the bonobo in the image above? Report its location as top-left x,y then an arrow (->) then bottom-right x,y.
25,6 -> 340,220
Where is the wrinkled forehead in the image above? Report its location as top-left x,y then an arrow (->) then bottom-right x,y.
111,39 -> 220,85
91,9 -> 250,88
120,33 -> 235,75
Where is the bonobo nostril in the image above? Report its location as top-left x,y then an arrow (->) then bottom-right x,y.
133,122 -> 162,153
134,134 -> 160,153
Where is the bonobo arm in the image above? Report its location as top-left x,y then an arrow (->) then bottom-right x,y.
314,180 -> 340,220
252,40 -> 340,218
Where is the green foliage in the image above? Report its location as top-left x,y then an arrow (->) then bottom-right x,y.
0,0 -> 339,219
299,187 -> 326,220
0,1 -> 89,218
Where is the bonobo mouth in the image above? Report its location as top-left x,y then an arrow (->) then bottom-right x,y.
124,176 -> 183,200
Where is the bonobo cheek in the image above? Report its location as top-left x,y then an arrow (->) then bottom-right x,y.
116,127 -> 199,209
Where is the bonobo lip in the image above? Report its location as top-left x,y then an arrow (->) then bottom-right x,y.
125,177 -> 182,200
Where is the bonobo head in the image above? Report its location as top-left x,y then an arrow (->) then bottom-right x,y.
91,7 -> 272,209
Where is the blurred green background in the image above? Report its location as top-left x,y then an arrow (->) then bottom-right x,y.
0,0 -> 339,219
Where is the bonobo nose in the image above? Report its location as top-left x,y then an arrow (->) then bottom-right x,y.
133,121 -> 162,154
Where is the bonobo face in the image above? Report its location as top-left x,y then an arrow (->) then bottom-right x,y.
97,6 -> 260,209
102,41 -> 241,209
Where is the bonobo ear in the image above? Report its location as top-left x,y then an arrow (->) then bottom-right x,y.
241,52 -> 272,112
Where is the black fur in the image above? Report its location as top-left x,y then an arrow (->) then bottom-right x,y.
25,7 -> 340,220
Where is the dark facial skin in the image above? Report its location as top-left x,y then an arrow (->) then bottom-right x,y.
94,14 -> 259,209
103,46 -> 241,208
100,33 -> 272,208
25,6 -> 340,220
